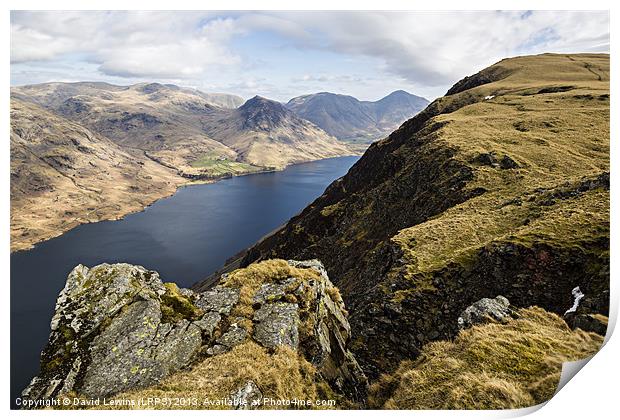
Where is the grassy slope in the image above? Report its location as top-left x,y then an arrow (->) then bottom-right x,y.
10,99 -> 186,252
369,307 -> 604,409
225,54 -> 609,384
393,54 -> 609,276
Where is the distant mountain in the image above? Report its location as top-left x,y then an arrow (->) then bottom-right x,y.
201,96 -> 352,168
183,89 -> 244,109
286,90 -> 429,142
372,90 -> 429,131
11,83 -> 352,250
12,81 -> 243,109
11,82 -> 351,173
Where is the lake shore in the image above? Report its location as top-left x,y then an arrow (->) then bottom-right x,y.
10,154 -> 361,253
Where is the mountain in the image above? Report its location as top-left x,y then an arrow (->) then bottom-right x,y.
11,82 -> 351,176
10,98 -> 185,252
20,54 -> 610,410
197,53 -> 610,388
286,90 -> 429,144
372,90 -> 429,131
200,96 -> 352,168
10,83 -> 352,250
184,90 -> 244,109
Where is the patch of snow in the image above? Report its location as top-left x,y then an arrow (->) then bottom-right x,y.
484,95 -> 495,100
564,286 -> 585,315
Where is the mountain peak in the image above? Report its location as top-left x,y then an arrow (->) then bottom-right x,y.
287,90 -> 429,140
134,82 -> 171,94
239,96 -> 291,130
383,89 -> 410,98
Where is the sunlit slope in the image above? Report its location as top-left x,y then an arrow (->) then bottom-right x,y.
10,98 -> 185,251
225,53 -> 609,379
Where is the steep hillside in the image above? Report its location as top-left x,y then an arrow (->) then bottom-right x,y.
201,96 -> 353,168
10,98 -> 185,252
287,90 -> 429,146
369,306 -> 604,409
203,53 -> 610,379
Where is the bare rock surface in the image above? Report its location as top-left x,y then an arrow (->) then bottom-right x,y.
457,296 -> 515,330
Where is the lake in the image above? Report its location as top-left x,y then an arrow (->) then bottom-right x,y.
10,155 -> 359,407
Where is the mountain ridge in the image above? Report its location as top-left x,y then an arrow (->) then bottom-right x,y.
286,90 -> 429,144
197,53 -> 610,381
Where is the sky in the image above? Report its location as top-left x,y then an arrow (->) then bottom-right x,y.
10,10 -> 610,102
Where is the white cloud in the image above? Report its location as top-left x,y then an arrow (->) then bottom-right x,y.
262,11 -> 609,86
10,11 -> 238,78
10,10 -> 609,99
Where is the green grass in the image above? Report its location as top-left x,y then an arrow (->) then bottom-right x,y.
189,153 -> 261,176
389,54 -> 609,278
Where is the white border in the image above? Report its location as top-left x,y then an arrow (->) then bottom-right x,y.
2,1 -> 617,419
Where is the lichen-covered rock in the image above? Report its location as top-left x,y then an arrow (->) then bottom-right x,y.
23,263 -> 205,401
231,380 -> 262,410
253,302 -> 300,348
23,259 -> 367,407
253,278 -> 296,304
216,324 -> 248,349
194,312 -> 221,336
285,259 -> 368,401
457,296 -> 515,330
195,286 -> 240,314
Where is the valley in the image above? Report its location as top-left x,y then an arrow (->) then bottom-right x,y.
11,53 -> 610,410
11,81 -> 426,252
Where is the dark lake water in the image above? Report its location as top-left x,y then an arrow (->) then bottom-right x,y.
10,155 -> 359,407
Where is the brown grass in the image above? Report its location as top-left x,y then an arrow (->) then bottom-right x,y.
107,341 -> 333,410
221,259 -> 320,319
391,54 -> 609,278
369,307 -> 604,409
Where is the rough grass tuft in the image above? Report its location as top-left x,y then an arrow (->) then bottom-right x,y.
160,282 -> 203,323
369,307 -> 604,409
222,259 -> 320,319
110,341 -> 332,410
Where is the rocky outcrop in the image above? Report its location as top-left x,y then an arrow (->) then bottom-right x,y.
231,380 -> 263,409
22,263 -> 205,401
23,259 -> 367,406
457,296 -> 515,330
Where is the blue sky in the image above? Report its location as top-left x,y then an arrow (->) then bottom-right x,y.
10,11 -> 610,102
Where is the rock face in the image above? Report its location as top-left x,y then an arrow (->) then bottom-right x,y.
23,263 -> 204,401
231,380 -> 263,409
457,296 -> 515,330
23,259 -> 367,404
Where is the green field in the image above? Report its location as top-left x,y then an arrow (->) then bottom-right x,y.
190,153 -> 262,176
